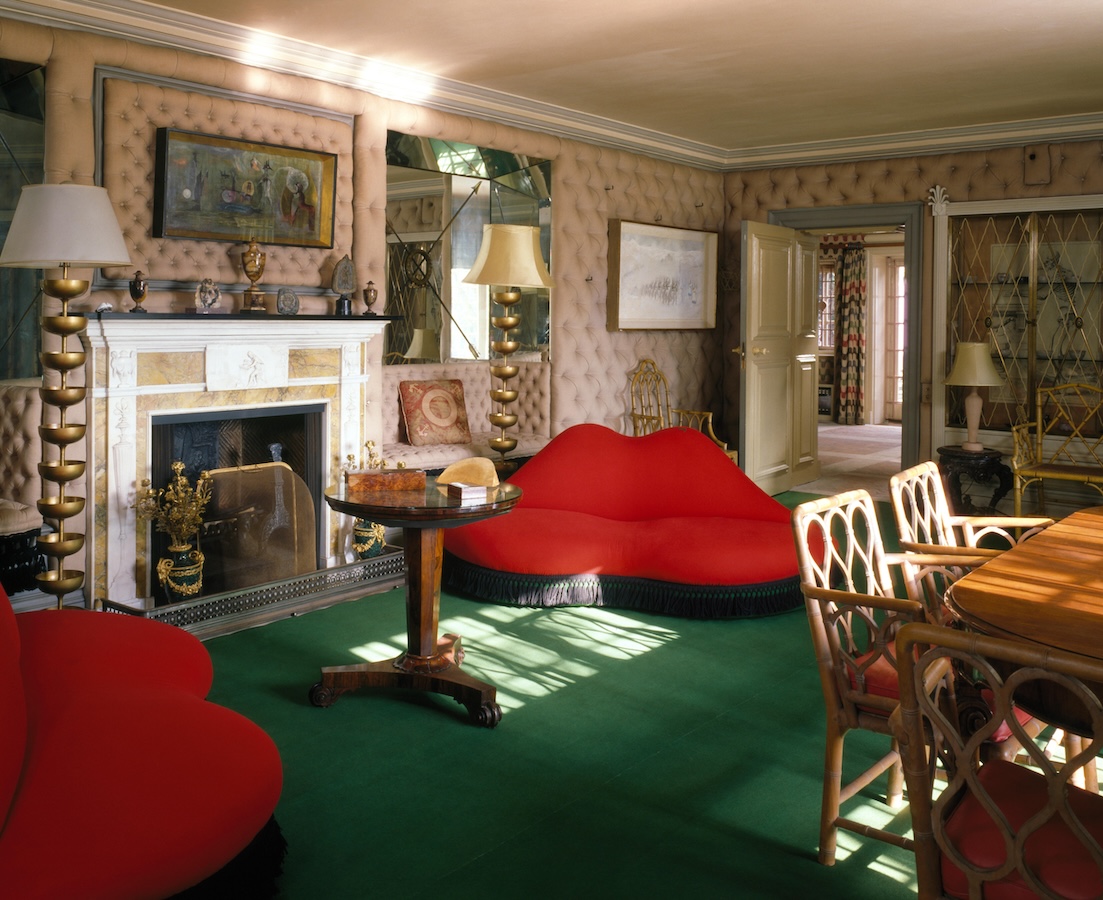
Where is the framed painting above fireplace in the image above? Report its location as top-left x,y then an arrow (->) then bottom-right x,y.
153,128 -> 337,248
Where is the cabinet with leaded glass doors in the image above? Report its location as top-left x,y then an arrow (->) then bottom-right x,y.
932,189 -> 1103,460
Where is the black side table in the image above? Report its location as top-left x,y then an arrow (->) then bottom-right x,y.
936,445 -> 1013,514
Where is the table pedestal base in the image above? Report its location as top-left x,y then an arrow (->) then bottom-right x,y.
309,632 -> 502,727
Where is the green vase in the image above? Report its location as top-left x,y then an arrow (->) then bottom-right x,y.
157,544 -> 204,603
353,519 -> 386,559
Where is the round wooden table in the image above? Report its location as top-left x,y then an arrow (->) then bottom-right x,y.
310,477 -> 521,727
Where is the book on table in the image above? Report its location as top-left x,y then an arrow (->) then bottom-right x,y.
447,481 -> 489,503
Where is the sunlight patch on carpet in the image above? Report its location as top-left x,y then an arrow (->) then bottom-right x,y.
347,604 -> 681,712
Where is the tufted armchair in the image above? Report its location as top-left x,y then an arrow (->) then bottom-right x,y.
0,380 -> 46,595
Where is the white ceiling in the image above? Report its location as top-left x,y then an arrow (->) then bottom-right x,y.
11,0 -> 1103,168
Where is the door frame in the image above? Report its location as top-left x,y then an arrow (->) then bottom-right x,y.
768,202 -> 923,468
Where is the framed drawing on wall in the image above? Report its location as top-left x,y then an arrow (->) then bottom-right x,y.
607,220 -> 718,330
153,129 -> 337,248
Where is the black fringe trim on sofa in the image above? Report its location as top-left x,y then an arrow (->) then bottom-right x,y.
171,815 -> 287,900
443,553 -> 802,619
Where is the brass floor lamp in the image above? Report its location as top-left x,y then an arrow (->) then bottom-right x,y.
464,224 -> 551,462
0,184 -> 130,607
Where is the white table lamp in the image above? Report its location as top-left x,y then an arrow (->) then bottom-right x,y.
945,341 -> 1003,452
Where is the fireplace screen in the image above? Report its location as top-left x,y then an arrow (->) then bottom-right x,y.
199,462 -> 316,596
150,404 -> 325,603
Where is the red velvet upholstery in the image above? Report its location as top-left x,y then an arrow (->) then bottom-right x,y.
0,589 -> 26,832
444,424 -> 802,617
942,760 -> 1103,899
0,589 -> 283,899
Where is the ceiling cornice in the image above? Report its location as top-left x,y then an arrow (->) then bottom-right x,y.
4,0 -> 1103,172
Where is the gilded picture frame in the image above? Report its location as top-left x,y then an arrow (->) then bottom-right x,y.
153,128 -> 337,248
607,220 -> 718,330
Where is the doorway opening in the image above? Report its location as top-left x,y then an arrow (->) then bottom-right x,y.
768,201 -> 923,495
803,231 -> 905,499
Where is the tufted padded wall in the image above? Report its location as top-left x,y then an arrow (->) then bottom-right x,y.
6,12 -> 1103,602
0,381 -> 43,511
381,361 -> 551,446
550,140 -> 726,436
723,141 -> 1103,451
100,77 -> 355,312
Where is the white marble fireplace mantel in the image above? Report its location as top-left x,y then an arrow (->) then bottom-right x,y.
84,313 -> 393,605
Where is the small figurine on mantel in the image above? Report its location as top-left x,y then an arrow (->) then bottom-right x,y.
331,254 -> 356,316
128,270 -> 148,313
194,278 -> 221,314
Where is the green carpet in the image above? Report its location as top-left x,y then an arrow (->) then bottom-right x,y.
205,580 -> 918,898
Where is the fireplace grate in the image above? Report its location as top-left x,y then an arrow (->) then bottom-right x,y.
103,551 -> 405,639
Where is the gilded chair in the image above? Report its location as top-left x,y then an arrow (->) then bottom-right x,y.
1012,382 -> 1103,515
628,358 -> 735,460
889,460 -> 1052,558
894,622 -> 1103,900
791,489 -> 933,865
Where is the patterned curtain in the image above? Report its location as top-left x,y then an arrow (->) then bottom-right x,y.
834,246 -> 867,425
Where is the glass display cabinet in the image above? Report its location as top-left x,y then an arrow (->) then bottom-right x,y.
932,188 -> 1103,441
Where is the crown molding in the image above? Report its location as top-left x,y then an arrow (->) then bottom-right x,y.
4,0 -> 1103,172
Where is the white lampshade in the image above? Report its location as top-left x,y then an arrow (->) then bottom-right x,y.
463,224 -> 552,289
0,183 -> 130,270
946,341 -> 1002,452
404,327 -> 439,361
945,342 -> 1003,387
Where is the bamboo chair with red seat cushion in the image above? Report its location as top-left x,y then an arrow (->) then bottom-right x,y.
791,489 -> 938,866
889,461 -> 1092,779
894,622 -> 1103,899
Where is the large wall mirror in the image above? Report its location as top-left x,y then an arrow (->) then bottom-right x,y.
0,60 -> 45,380
385,131 -> 551,364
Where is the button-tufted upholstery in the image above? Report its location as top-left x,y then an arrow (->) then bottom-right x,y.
9,13 -> 1103,608
381,361 -> 551,470
0,380 -> 44,594
0,379 -> 41,514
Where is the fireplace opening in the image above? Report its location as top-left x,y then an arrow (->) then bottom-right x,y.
150,404 -> 326,602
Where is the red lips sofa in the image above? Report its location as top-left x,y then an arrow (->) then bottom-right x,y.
444,423 -> 802,618
0,586 -> 284,899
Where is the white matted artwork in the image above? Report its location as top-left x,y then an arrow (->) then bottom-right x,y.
607,220 -> 718,330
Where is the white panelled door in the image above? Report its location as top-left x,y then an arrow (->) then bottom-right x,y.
739,221 -> 819,495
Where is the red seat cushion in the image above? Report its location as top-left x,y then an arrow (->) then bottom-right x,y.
16,608 -> 213,701
941,759 -> 1103,899
0,587 -> 26,829
0,685 -> 282,899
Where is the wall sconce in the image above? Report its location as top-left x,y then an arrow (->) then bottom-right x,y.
0,183 -> 130,607
463,224 -> 552,462
945,341 -> 1004,452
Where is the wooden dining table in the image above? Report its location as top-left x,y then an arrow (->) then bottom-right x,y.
947,506 -> 1103,735
948,506 -> 1103,661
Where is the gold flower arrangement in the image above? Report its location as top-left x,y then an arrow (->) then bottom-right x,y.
134,461 -> 213,550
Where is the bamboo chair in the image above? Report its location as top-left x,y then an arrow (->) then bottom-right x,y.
791,490 -> 942,865
889,460 -> 1052,558
894,622 -> 1103,900
888,461 -> 1089,775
